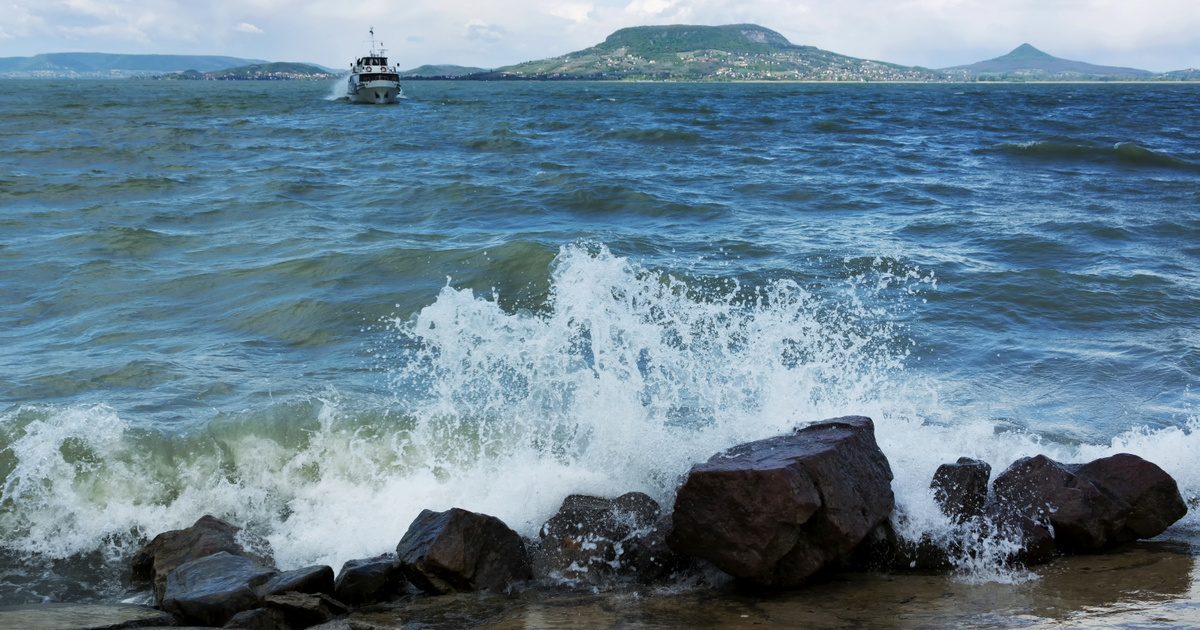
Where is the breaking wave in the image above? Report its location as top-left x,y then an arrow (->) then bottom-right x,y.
1,244 -> 1196,598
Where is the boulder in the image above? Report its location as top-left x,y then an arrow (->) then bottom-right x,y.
931,457 -> 991,522
991,453 -> 1187,552
225,606 -> 290,629
333,555 -> 406,606
667,416 -> 894,588
532,492 -> 671,584
396,508 -> 532,594
262,592 -> 349,628
131,514 -> 274,604
259,565 -> 335,598
162,551 -> 278,627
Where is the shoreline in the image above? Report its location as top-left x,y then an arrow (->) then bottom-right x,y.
2,540 -> 1195,629
335,542 -> 1200,629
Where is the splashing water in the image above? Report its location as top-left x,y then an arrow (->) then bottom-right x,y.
1,244 -> 1196,595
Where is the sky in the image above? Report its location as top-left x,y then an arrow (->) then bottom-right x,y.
2,0 -> 1199,72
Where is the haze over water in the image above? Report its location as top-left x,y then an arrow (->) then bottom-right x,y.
0,80 -> 1198,612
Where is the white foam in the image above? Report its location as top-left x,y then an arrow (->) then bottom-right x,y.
0,244 -> 1195,584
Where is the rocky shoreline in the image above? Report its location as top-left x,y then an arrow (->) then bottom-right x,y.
1,415 -> 1189,629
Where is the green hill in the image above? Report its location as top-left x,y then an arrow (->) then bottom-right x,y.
399,64 -> 488,78
945,44 -> 1153,80
491,24 -> 940,81
0,52 -> 265,77
158,62 -> 337,81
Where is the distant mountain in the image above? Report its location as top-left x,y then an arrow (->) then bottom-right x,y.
486,24 -> 939,81
1161,68 -> 1200,81
945,44 -> 1153,80
158,62 -> 337,81
0,52 -> 267,77
399,64 -> 488,78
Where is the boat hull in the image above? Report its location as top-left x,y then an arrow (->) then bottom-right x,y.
347,78 -> 402,104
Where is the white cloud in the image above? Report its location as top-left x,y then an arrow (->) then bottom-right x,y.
547,2 -> 594,24
465,20 -> 506,43
234,22 -> 264,34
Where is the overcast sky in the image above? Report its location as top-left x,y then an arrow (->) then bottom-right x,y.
2,0 -> 1199,72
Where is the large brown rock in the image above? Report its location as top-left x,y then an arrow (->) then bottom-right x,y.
161,551 -> 278,627
991,453 -> 1187,552
396,508 -> 532,594
667,415 -> 894,588
131,515 -> 274,605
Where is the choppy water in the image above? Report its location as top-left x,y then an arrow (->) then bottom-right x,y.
1,79 -> 1198,604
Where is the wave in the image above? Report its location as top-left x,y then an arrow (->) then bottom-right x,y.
990,141 -> 1200,171
601,128 -> 706,145
0,245 -> 1195,597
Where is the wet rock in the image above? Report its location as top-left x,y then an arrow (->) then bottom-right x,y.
131,514 -> 274,605
262,592 -> 349,628
333,555 -> 406,606
992,453 -> 1187,552
931,457 -> 991,522
224,606 -> 290,629
532,492 -> 671,584
668,416 -> 894,588
397,507 -> 533,594
621,515 -> 687,583
843,521 -> 953,572
162,551 -> 278,627
259,565 -> 335,598
0,603 -> 177,630
985,508 -> 1056,565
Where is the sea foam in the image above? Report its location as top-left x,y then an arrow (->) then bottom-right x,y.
0,244 -> 1195,587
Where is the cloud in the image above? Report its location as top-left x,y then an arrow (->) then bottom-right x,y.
0,0 -> 1198,71
547,2 -> 594,24
465,20 -> 506,43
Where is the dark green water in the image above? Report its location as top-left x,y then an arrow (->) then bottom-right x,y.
0,79 -> 1197,605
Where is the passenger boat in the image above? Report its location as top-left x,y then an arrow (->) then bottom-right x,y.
346,28 -> 402,104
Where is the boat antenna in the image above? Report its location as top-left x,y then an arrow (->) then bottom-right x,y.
369,26 -> 376,54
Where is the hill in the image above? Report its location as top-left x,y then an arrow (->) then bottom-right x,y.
1161,68 -> 1200,81
945,44 -> 1153,80
400,64 -> 488,78
489,24 -> 939,81
158,62 -> 337,81
0,52 -> 266,78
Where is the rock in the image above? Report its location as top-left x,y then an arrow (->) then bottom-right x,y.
262,592 -> 349,628
931,457 -> 991,522
396,507 -> 533,594
1075,453 -> 1188,540
333,555 -> 405,606
667,415 -> 894,588
532,492 -> 668,584
162,551 -> 278,627
0,603 -> 177,630
259,565 -> 335,598
985,508 -> 1056,565
621,515 -> 686,583
224,607 -> 290,629
131,514 -> 274,605
991,453 -> 1187,552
